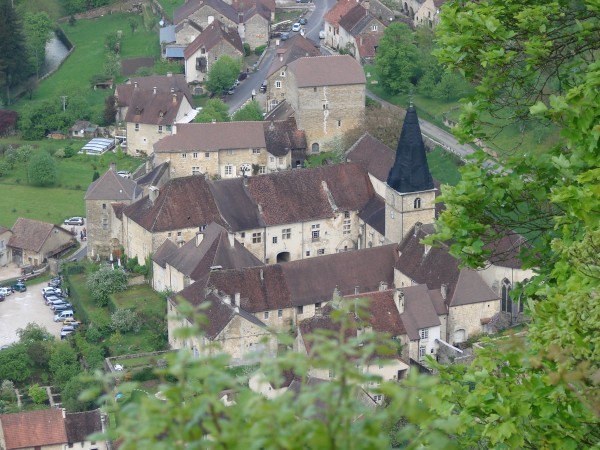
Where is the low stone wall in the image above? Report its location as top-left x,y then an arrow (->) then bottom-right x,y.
60,0 -> 144,21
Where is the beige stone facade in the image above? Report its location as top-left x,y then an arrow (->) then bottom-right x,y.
185,41 -> 243,84
384,186 -> 436,244
243,14 -> 269,49
447,300 -> 499,344
176,20 -> 203,46
337,16 -> 385,60
265,65 -> 289,112
188,6 -> 237,32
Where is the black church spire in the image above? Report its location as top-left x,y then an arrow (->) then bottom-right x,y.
386,105 -> 434,193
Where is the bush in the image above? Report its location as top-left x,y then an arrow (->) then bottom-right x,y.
28,384 -> 47,404
131,367 -> 156,382
87,266 -> 128,307
243,43 -> 251,56
27,151 -> 58,187
254,44 -> 267,55
111,309 -> 141,334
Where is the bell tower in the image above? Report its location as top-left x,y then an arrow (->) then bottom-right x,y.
384,105 -> 436,243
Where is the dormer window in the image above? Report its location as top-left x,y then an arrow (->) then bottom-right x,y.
159,110 -> 164,118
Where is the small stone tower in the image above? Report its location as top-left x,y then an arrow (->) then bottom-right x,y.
384,105 -> 436,243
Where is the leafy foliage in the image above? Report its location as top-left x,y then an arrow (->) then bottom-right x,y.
375,23 -> 419,94
0,344 -> 32,383
111,308 -> 142,334
232,100 -> 263,122
22,11 -> 53,79
28,384 -> 47,404
27,150 -> 58,186
49,342 -> 81,388
194,99 -> 230,123
87,265 -> 128,306
205,55 -> 241,95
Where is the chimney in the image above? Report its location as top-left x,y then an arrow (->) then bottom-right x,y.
279,54 -> 283,62
234,292 -> 240,307
379,281 -> 388,291
148,185 -> 160,205
170,87 -> 175,93
440,284 -> 447,300
134,81 -> 138,89
62,408 -> 66,419
333,285 -> 341,300
109,162 -> 116,171
173,93 -> 177,103
228,232 -> 235,247
223,294 -> 231,305
354,286 -> 359,294
167,72 -> 173,77
260,269 -> 264,281
394,288 -> 405,314
153,86 -> 157,94
196,232 -> 204,247
172,124 -> 177,134
257,204 -> 263,214
145,158 -> 152,173
414,222 -> 422,236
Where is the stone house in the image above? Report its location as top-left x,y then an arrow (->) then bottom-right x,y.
265,35 -> 320,112
323,0 -> 361,50
336,3 -> 386,61
0,408 -> 107,450
232,0 -> 274,50
85,163 -> 144,259
346,132 -> 395,198
7,218 -> 75,266
286,55 -> 366,153
153,118 -> 306,178
70,120 -> 99,138
0,225 -> 12,266
114,74 -> 194,156
184,20 -> 244,84
400,0 -> 448,28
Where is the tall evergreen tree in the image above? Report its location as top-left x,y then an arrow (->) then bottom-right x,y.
0,0 -> 31,104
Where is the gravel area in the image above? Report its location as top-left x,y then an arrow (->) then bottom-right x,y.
0,281 -> 64,347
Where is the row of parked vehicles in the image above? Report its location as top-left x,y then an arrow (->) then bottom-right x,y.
42,277 -> 80,340
0,280 -> 27,302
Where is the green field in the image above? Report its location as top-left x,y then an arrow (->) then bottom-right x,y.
427,147 -> 462,186
155,0 -> 186,22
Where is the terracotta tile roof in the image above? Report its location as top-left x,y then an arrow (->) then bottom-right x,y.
343,289 -> 406,336
287,55 -> 366,88
8,218 -> 72,253
174,0 -> 238,24
346,133 -> 395,182
124,90 -> 187,126
263,117 -> 307,156
154,121 -> 266,153
266,35 -> 320,78
112,203 -> 126,220
0,409 -> 68,449
233,0 -> 273,20
356,31 -> 384,58
324,0 -> 360,28
64,410 -> 103,444
124,175 -> 224,232
183,20 -> 244,59
116,74 -> 191,107
485,231 -> 529,269
176,288 -> 238,338
245,163 -> 374,225
85,167 -> 143,201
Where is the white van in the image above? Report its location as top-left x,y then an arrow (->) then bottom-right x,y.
54,310 -> 74,322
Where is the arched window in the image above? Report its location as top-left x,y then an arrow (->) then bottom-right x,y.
501,278 -> 512,313
414,197 -> 421,209
311,143 -> 320,154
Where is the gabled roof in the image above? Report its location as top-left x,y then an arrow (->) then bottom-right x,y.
208,178 -> 264,231
324,0 -> 360,28
338,4 -> 379,35
387,105 -> 434,193
358,194 -> 385,236
346,133 -> 395,182
449,269 -> 498,307
400,284 -> 442,340
263,117 -> 307,156
287,55 -> 366,88
176,289 -> 237,338
174,0 -> 238,24
0,409 -> 68,449
184,20 -> 244,59
153,238 -> 179,268
124,90 -> 188,126
266,35 -> 320,78
356,31 -> 384,58
135,161 -> 170,188
124,175 -> 224,232
116,74 -> 191,106
85,167 -> 143,201
343,289 -> 406,336
8,218 -> 72,253
64,410 -> 103,444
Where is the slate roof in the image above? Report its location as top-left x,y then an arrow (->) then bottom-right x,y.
153,238 -> 179,268
64,410 -> 103,444
208,178 -> 264,231
0,409 -> 68,449
339,4 -> 373,35
358,194 -> 385,236
174,0 -> 238,24
346,133 -> 396,182
387,105 -> 434,193
85,167 -> 143,201
287,55 -> 366,88
116,74 -> 191,107
232,0 -> 275,19
266,35 -> 320,78
449,269 -> 498,307
135,161 -> 170,187
124,175 -> 223,232
324,0 -> 359,28
183,20 -> 244,59
8,218 -> 71,253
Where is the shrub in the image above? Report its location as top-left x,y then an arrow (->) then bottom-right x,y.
243,43 -> 251,56
254,44 -> 267,55
131,367 -> 156,382
111,309 -> 141,334
15,145 -> 33,163
87,266 -> 128,307
54,148 -> 66,158
27,151 -> 58,187
28,384 -> 47,404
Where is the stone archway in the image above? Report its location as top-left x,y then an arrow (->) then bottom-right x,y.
277,251 -> 290,263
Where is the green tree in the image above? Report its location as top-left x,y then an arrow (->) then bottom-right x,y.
49,342 -> 81,387
23,11 -> 53,79
28,384 -> 47,404
27,150 -> 58,186
375,23 -> 419,94
111,308 -> 141,333
194,99 -> 230,123
103,95 -> 117,125
86,265 -> 128,306
0,0 -> 31,104
17,323 -> 53,342
232,100 -> 263,121
205,55 -> 241,94
62,376 -> 100,412
129,17 -> 138,35
0,344 -> 32,383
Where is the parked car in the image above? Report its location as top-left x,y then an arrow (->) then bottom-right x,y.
117,170 -> 132,179
60,330 -> 74,340
51,302 -> 72,311
319,30 -> 326,39
238,71 -> 248,81
53,304 -> 74,313
64,217 -> 84,226
0,294 -> 4,302
54,310 -> 74,321
63,318 -> 81,327
260,80 -> 268,93
292,23 -> 301,32
42,287 -> 57,295
299,18 -> 307,25
280,32 -> 290,41
0,287 -> 12,296
45,295 -> 62,304
11,282 -> 26,292
61,325 -> 76,333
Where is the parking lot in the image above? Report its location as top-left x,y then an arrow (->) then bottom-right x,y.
0,281 -> 64,347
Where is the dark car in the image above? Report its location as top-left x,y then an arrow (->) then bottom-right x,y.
238,71 -> 248,81
0,294 -> 4,302
299,18 -> 307,25
280,32 -> 290,41
12,283 -> 27,292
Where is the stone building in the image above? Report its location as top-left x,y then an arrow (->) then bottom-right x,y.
184,20 -> 244,84
84,163 -> 143,259
323,0 -> 360,50
265,35 -> 320,112
336,3 -> 386,61
7,218 -> 75,266
286,55 -> 366,153
0,226 -> 12,266
152,118 -> 306,178
400,0 -> 448,28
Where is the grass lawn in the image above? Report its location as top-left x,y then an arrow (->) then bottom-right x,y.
155,0 -> 186,22
0,144 -> 141,226
12,13 -> 160,115
427,147 -> 462,186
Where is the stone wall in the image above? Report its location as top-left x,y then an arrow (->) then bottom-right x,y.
176,21 -> 202,46
189,6 -> 237,30
384,186 -> 436,244
447,300 -> 499,345
185,43 -> 243,83
244,14 -> 269,49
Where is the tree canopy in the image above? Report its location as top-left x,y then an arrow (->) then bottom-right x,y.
194,99 -> 230,123
0,0 -> 31,104
231,100 -> 263,122
205,56 -> 241,94
27,150 -> 58,186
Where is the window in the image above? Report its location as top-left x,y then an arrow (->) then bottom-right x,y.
166,125 -> 172,132
102,218 -> 108,230
193,152 -> 198,158
419,328 -> 429,341
344,211 -> 350,219
264,311 -> 269,319
224,165 -> 233,176
278,309 -> 283,318
181,153 -> 187,159
311,224 -> 320,241
371,24 -> 378,31
259,165 -> 266,174
337,120 -> 341,127
275,81 -> 282,88
282,228 -> 291,239
205,152 -> 210,158
240,232 -> 245,238
323,103 -> 328,110
167,232 -> 172,237
177,231 -> 182,237
311,143 -> 319,153
269,156 -> 275,163
280,71 -> 285,77
315,302 -> 321,309
272,236 -> 277,244
199,225 -> 206,232
297,305 -> 304,314
419,346 -> 426,359
373,394 -> 382,402
306,251 -> 310,256
252,148 -> 261,154
313,87 -> 317,92
328,369 -> 334,378
278,157 -> 284,165
192,166 -> 200,175
343,218 -> 351,235
414,197 -> 421,209
102,203 -> 106,210
317,248 -> 325,255
158,125 -> 163,133
252,232 -> 262,244
227,150 -> 234,155
501,279 -> 512,313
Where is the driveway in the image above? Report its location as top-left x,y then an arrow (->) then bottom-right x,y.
0,281 -> 64,347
